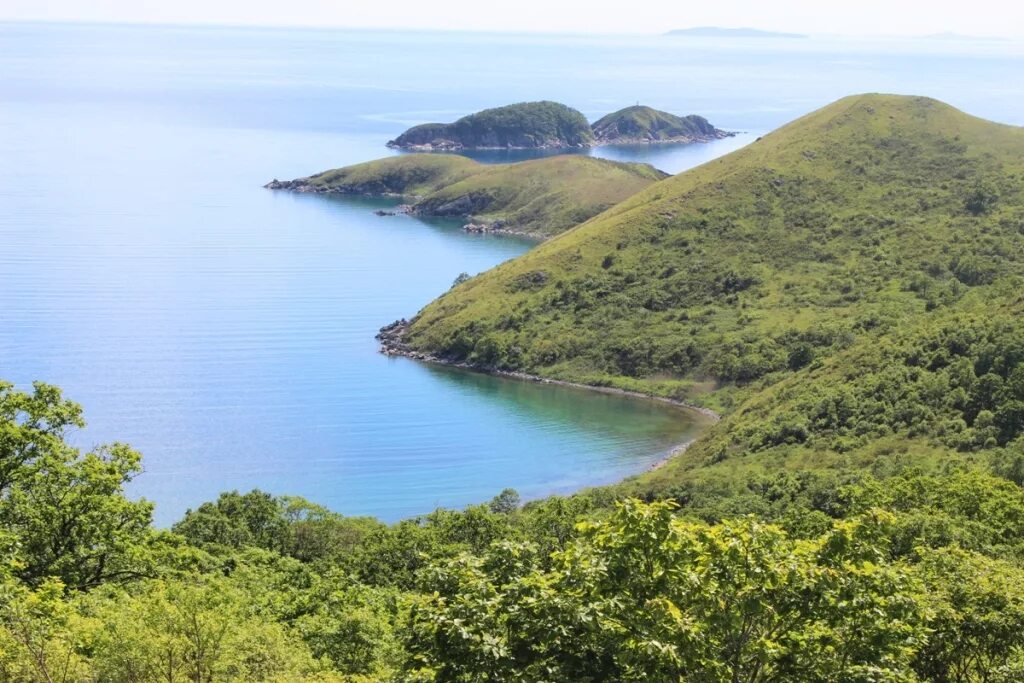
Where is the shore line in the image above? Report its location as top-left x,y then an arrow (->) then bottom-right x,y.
376,319 -> 721,473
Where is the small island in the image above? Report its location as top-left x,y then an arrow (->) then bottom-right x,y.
387,101 -> 733,151
386,101 -> 594,151
266,154 -> 667,239
591,105 -> 734,144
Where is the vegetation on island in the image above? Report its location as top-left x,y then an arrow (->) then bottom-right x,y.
269,154 -> 667,238
8,93 -> 1024,681
385,100 -> 730,151
386,101 -> 594,150
591,105 -> 731,143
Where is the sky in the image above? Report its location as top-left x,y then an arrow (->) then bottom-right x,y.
3,0 -> 1024,38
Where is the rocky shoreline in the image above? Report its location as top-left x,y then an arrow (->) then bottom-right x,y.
265,181 -> 546,240
375,318 -> 722,423
264,178 -> 412,196
593,129 -> 737,146
386,140 -> 590,152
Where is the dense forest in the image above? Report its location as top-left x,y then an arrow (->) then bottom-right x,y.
4,378 -> 1024,681
5,94 -> 1024,681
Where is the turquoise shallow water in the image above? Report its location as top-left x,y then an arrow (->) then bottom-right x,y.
1,22 -> 1022,524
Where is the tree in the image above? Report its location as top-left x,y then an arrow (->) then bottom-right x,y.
0,381 -> 84,496
173,490 -> 288,552
487,489 -> 521,515
0,382 -> 152,590
913,547 -> 1024,681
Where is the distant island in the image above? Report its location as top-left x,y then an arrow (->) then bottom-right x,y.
387,101 -> 733,151
592,105 -> 733,144
665,26 -> 807,38
266,154 -> 667,239
387,101 -> 594,151
920,32 -> 1007,41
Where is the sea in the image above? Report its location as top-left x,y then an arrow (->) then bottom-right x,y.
1,21 -> 1021,524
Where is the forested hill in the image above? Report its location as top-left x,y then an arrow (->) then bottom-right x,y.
591,105 -> 732,143
401,94 -> 1024,405
386,101 -> 595,150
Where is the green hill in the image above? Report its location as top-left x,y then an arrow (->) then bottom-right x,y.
591,105 -> 732,143
397,94 -> 1024,404
386,101 -> 595,150
267,154 -> 667,238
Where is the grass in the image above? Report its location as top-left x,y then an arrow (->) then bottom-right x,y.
295,154 -> 668,238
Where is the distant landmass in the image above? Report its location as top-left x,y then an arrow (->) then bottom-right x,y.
387,102 -> 732,151
921,32 -> 1008,41
665,27 -> 807,39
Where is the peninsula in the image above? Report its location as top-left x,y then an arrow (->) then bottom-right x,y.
266,154 -> 667,238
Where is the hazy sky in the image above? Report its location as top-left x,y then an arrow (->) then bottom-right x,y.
4,0 -> 1024,38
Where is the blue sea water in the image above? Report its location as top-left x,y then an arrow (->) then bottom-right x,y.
1,22 -> 1022,524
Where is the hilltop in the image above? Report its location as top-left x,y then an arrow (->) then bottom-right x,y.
394,94 -> 1024,405
591,105 -> 734,144
266,154 -> 666,238
386,101 -> 594,151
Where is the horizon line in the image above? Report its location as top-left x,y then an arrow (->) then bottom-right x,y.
1,17 -> 1021,42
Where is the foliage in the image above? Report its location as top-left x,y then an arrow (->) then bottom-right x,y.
406,501 -> 924,682
591,104 -> 725,142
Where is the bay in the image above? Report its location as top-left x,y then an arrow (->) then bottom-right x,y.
1,22 -> 1021,524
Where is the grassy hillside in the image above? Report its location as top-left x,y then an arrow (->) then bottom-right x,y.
387,101 -> 595,150
415,156 -> 666,237
266,154 -> 479,195
270,154 -> 667,238
402,94 -> 1024,405
591,105 -> 728,142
